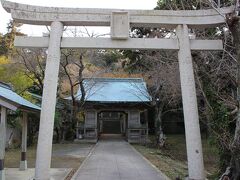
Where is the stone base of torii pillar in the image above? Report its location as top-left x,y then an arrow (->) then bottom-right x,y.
0,170 -> 5,180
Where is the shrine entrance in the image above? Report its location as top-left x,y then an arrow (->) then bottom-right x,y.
1,1 -> 234,179
99,111 -> 124,134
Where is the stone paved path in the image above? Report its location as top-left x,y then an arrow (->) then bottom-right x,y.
73,137 -> 167,180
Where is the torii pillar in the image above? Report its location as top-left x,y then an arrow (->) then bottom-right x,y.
177,24 -> 205,179
34,21 -> 63,180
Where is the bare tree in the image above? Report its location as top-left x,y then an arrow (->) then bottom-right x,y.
59,27 -> 109,139
16,48 -> 46,93
59,49 -> 86,139
143,51 -> 181,146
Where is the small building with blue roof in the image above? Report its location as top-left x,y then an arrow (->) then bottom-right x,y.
0,82 -> 41,178
0,83 -> 41,112
66,78 -> 152,143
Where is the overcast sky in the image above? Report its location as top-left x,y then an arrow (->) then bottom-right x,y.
0,0 -> 158,36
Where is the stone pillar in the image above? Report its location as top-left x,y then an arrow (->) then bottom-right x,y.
19,112 -> 27,171
176,24 -> 205,180
0,107 -> 6,180
35,21 -> 63,180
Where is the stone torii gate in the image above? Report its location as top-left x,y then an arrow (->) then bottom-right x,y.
1,1 -> 234,179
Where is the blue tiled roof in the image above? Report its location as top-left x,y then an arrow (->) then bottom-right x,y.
0,83 -> 41,111
67,78 -> 151,103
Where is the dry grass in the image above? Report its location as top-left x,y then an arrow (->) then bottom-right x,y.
5,143 -> 92,169
133,135 -> 219,180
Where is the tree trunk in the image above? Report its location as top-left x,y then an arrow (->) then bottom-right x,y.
230,113 -> 240,179
55,127 -> 60,143
78,55 -> 86,103
75,55 -> 86,137
194,66 -> 214,138
155,105 -> 165,147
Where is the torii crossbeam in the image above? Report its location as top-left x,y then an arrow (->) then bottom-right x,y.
1,0 -> 234,180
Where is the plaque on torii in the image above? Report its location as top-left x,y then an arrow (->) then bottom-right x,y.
0,0 -> 234,180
